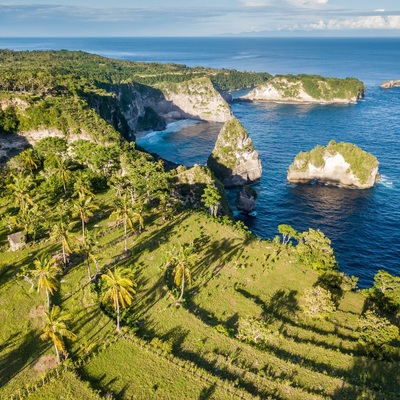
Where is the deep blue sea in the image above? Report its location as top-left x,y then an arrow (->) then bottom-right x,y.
1,37 -> 399,287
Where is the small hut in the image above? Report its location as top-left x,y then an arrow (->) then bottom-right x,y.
7,232 -> 26,251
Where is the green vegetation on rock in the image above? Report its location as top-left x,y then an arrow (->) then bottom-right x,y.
209,117 -> 249,170
274,74 -> 365,101
207,117 -> 261,187
290,140 -> 379,185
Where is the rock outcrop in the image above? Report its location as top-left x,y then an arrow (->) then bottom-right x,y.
156,77 -> 232,123
173,164 -> 232,217
235,185 -> 258,213
242,75 -> 365,104
207,117 -> 262,187
287,140 -> 379,189
380,80 -> 400,89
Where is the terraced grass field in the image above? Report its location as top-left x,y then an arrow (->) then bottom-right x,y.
0,193 -> 399,399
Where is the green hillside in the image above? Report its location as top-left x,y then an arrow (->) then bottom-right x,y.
0,50 -> 399,400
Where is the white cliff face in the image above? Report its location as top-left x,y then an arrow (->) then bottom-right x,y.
231,145 -> 263,186
157,77 -> 232,123
287,146 -> 379,189
207,117 -> 262,187
243,76 -> 361,104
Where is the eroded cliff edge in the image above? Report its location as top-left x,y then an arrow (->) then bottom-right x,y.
287,140 -> 379,189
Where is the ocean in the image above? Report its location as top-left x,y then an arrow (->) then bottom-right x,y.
1,37 -> 399,286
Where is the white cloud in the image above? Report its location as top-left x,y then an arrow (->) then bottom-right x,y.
304,15 -> 400,30
374,9 -> 385,12
242,0 -> 328,7
289,0 -> 328,5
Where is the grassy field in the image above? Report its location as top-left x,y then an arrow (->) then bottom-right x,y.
0,191 -> 399,399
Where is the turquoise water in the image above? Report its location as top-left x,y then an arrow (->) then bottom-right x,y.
1,37 -> 399,286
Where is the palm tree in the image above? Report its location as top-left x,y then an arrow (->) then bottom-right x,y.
40,305 -> 76,363
76,228 -> 99,281
72,171 -> 94,199
108,172 -> 130,199
48,154 -> 72,195
166,243 -> 196,304
16,148 -> 41,173
101,267 -> 137,332
131,204 -> 145,234
71,194 -> 99,242
15,204 -> 43,242
31,254 -> 61,308
7,173 -> 35,212
201,185 -> 221,217
110,193 -> 135,252
50,220 -> 73,268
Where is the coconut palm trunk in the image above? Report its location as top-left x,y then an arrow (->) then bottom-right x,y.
61,241 -> 67,267
53,329 -> 61,363
116,297 -> 121,332
46,287 -> 51,309
87,255 -> 91,282
123,219 -> 127,252
81,215 -> 85,242
177,274 -> 185,304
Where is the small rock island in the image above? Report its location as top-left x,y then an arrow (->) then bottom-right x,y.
242,74 -> 365,104
207,116 -> 262,187
380,80 -> 400,89
235,185 -> 258,214
287,140 -> 379,189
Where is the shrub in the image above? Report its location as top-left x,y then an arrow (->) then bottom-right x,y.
236,317 -> 271,345
296,228 -> 337,272
301,286 -> 336,318
357,309 -> 399,358
364,270 -> 400,314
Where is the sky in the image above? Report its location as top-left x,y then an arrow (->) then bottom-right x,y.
0,0 -> 399,37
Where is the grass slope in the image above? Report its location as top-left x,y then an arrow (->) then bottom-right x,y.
1,191 -> 399,399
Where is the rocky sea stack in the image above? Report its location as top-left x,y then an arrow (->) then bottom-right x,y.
243,75 -> 365,104
207,117 -> 262,187
287,140 -> 379,189
235,185 -> 258,213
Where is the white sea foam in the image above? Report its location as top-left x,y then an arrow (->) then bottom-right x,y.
137,119 -> 200,145
166,119 -> 200,132
232,54 -> 258,59
378,175 -> 393,188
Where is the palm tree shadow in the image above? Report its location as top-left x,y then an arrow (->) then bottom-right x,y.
198,383 -> 217,400
333,356 -> 400,399
160,326 -> 190,353
0,329 -> 47,387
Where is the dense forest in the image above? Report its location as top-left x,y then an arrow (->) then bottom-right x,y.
0,50 -> 399,399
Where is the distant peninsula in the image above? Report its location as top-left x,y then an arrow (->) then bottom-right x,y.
242,74 -> 365,104
287,140 -> 379,189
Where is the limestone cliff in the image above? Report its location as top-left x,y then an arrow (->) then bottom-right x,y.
89,78 -> 231,140
287,140 -> 379,189
207,117 -> 262,187
243,75 -> 365,104
380,80 -> 400,89
156,77 -> 232,123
